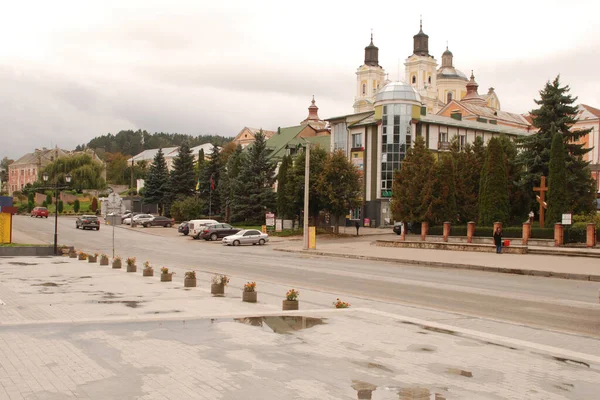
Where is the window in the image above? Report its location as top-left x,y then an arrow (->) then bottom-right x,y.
362,84 -> 366,95
380,103 -> 412,197
428,76 -> 431,84
447,92 -> 453,103
439,132 -> 448,143
411,75 -> 416,84
333,123 -> 348,152
459,135 -> 466,150
352,133 -> 363,148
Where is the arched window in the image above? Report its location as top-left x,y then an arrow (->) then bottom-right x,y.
428,76 -> 431,84
446,92 -> 453,103
362,84 -> 366,95
411,75 -> 416,84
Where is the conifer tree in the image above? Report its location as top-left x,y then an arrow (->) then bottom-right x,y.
201,145 -> 222,215
478,137 -> 509,225
432,154 -> 457,224
169,141 -> 196,199
219,145 -> 243,222
276,155 -> 292,219
230,131 -> 277,224
547,129 -> 569,224
143,148 -> 170,215
391,136 -> 436,224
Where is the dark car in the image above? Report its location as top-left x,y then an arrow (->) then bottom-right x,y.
142,216 -> 174,228
178,221 -> 189,235
393,222 -> 403,235
199,223 -> 240,241
76,215 -> 100,230
31,207 -> 49,218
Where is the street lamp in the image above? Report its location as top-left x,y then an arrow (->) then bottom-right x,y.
42,171 -> 72,255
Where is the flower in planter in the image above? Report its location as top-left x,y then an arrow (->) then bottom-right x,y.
93,253 -> 99,258
211,274 -> 229,286
126,257 -> 136,267
185,271 -> 196,279
160,266 -> 174,275
286,288 -> 299,301
143,261 -> 152,270
333,298 -> 350,309
100,254 -> 108,259
78,252 -> 88,260
243,282 -> 256,292
113,256 -> 122,262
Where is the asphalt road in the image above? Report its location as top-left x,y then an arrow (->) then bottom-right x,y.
11,215 -> 600,338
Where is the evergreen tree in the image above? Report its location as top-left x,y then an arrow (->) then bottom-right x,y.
451,137 -> 484,223
201,145 -> 222,216
169,141 -> 196,199
230,131 -> 277,224
316,150 -> 362,233
432,154 -> 457,224
46,194 -> 53,205
391,136 -> 436,224
478,137 -> 509,225
547,129 -> 569,224
497,135 -> 529,224
518,76 -> 596,214
276,155 -> 292,219
218,145 -> 243,222
91,197 -> 98,212
143,148 -> 170,215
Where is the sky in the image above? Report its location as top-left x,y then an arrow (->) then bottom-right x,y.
1,0 -> 599,160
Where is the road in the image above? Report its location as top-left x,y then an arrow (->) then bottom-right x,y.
10,215 -> 600,339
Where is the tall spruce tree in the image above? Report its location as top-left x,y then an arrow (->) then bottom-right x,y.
478,137 -> 509,225
432,154 -> 457,224
201,144 -> 222,216
276,155 -> 292,220
230,131 -> 277,224
391,136 -> 436,224
451,137 -> 484,223
169,141 -> 196,199
143,148 -> 170,215
218,144 -> 243,222
519,76 -> 596,214
547,129 -> 569,224
497,135 -> 528,224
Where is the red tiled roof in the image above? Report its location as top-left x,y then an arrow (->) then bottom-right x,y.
581,104 -> 600,118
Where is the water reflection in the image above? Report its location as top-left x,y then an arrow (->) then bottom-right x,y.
234,316 -> 325,334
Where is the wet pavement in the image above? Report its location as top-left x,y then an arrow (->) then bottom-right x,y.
1,257 -> 599,399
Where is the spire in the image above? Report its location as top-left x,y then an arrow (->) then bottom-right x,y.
301,96 -> 322,125
364,31 -> 379,67
441,43 -> 453,68
413,17 -> 429,56
461,71 -> 486,105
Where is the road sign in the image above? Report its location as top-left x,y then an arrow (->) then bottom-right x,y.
561,213 -> 572,225
265,212 -> 275,227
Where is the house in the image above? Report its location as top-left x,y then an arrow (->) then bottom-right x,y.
7,147 -> 69,195
128,143 -> 218,171
232,127 -> 277,149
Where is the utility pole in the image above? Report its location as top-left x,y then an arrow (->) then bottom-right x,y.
130,158 -> 134,194
303,144 -> 310,250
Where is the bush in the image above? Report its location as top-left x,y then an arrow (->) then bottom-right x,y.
170,197 -> 204,222
27,192 -> 34,203
91,197 -> 98,212
46,194 -> 53,205
565,222 -> 587,243
42,200 -> 48,208
17,203 -> 28,214
57,200 -> 64,214
27,201 -> 34,213
73,199 -> 80,213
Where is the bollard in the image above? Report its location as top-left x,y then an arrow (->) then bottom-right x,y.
522,222 -> 531,246
443,221 -> 451,242
586,223 -> 597,248
400,222 -> 406,241
421,221 -> 429,241
467,221 -> 475,243
554,223 -> 564,247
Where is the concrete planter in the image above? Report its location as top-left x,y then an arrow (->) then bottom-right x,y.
184,277 -> 196,287
211,283 -> 225,295
99,257 -> 109,266
78,254 -> 87,261
88,256 -> 97,263
161,273 -> 173,282
112,260 -> 122,269
69,252 -> 77,258
282,300 -> 299,311
143,268 -> 154,277
242,291 -> 257,303
126,264 -> 137,273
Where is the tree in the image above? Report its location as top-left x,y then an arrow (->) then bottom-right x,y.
91,197 -> 98,213
42,153 -> 106,191
74,199 -> 80,213
391,136 -> 436,224
316,150 -> 362,233
201,145 -> 222,215
478,137 -> 509,225
46,194 -> 53,205
431,154 -> 457,224
519,76 -> 596,215
497,135 -> 528,224
218,145 -> 243,222
143,148 -> 170,215
170,197 -> 204,222
57,200 -> 64,214
547,129 -> 569,224
169,141 -> 196,199
230,131 -> 277,224
276,155 -> 292,220
0,157 -> 13,183
450,137 -> 484,223
105,152 -> 130,184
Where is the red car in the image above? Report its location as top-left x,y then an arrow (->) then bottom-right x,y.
31,207 -> 49,218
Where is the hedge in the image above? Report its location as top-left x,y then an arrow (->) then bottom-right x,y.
422,225 -> 555,240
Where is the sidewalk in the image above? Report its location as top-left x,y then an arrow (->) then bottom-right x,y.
274,237 -> 600,282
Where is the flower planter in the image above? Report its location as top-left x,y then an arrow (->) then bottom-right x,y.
184,277 -> 196,287
88,256 -> 97,263
99,257 -> 109,266
211,283 -> 225,295
112,260 -> 122,269
242,291 -> 257,303
69,252 -> 77,259
126,264 -> 137,273
282,300 -> 299,311
143,268 -> 154,277
78,254 -> 86,260
161,273 -> 173,282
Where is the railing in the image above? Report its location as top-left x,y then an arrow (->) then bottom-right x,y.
437,141 -> 450,151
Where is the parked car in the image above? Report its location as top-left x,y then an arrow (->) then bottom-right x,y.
142,216 -> 174,228
123,214 -> 154,225
121,212 -> 141,223
178,221 -> 189,235
393,222 -> 403,235
222,229 -> 269,246
76,215 -> 100,230
189,219 -> 219,239
31,207 -> 49,218
199,223 -> 241,241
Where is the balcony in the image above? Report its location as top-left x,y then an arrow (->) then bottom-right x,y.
437,141 -> 450,151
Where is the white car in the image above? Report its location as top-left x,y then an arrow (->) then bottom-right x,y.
189,219 -> 219,239
123,214 -> 154,225
222,229 -> 269,246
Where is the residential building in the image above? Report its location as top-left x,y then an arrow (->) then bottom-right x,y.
573,104 -> 600,193
232,127 -> 277,149
8,147 -> 69,195
128,143 -> 218,171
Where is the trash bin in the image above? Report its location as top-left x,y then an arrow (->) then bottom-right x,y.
503,240 -> 510,247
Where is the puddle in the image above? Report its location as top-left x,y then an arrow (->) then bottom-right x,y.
51,261 -> 68,264
234,316 -> 326,334
482,341 -> 518,350
423,326 -> 458,336
397,387 -> 432,399
447,368 -> 473,377
32,282 -> 60,287
9,262 -> 38,266
552,356 -> 590,368
554,382 -> 574,392
97,300 -> 144,308
351,380 -> 377,400
79,276 -> 92,279
145,310 -> 182,314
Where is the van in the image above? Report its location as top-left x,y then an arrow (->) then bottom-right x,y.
188,219 -> 219,239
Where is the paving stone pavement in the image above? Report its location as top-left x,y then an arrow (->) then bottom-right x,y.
1,257 -> 599,399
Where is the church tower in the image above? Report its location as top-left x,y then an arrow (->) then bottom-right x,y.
354,33 -> 386,113
404,19 -> 439,113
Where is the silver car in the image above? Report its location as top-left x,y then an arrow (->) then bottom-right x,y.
222,229 -> 269,246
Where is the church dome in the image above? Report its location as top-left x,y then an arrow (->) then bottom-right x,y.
437,66 -> 468,81
375,81 -> 421,103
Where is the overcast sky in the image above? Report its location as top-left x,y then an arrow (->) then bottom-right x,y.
1,0 -> 599,160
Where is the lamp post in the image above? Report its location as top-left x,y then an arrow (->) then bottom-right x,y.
302,141 -> 311,250
42,172 -> 72,255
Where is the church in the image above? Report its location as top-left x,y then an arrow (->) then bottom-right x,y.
327,22 -> 532,227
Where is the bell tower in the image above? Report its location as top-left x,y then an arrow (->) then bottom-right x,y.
354,32 -> 386,113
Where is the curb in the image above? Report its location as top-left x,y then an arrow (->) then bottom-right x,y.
274,248 -> 600,282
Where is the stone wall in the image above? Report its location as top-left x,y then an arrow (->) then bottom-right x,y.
375,240 -> 528,254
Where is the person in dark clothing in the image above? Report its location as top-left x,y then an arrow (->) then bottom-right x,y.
493,227 -> 503,254
355,220 -> 360,236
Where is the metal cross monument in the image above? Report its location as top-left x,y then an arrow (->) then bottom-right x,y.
533,176 -> 548,228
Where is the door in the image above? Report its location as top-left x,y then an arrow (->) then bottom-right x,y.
242,230 -> 256,244
221,224 -> 235,238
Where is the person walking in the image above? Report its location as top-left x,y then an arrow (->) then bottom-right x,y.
355,220 -> 360,236
493,227 -> 503,254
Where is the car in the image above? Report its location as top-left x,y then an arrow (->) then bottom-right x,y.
142,216 -> 175,228
76,215 -> 100,230
178,221 -> 189,235
121,212 -> 141,223
222,229 -> 269,246
393,222 -> 403,235
31,207 -> 49,218
123,214 -> 154,225
198,223 -> 241,241
189,219 -> 219,239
